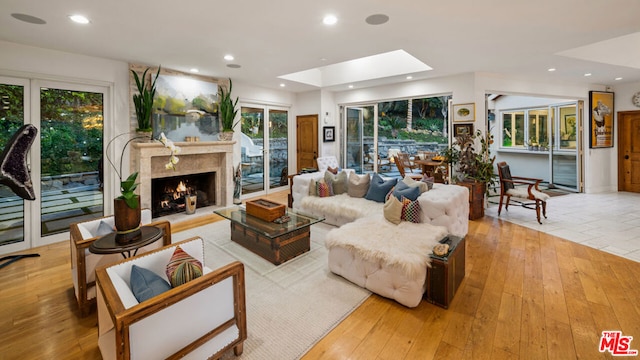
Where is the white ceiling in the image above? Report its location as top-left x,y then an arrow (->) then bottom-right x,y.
1,0 -> 639,93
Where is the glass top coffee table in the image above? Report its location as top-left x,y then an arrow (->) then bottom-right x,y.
214,206 -> 324,265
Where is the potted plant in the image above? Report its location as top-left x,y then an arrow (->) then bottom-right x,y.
106,131 -> 179,243
218,78 -> 239,141
131,65 -> 161,137
441,129 -> 495,219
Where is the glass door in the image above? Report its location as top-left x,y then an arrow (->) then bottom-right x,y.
344,105 -> 376,173
240,105 -> 289,196
550,102 -> 581,191
0,77 -> 30,253
0,77 -> 106,255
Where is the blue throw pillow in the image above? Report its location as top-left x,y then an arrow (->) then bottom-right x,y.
130,264 -> 171,303
365,173 -> 397,203
392,180 -> 420,201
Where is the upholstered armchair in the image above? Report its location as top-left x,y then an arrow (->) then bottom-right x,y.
69,209 -> 171,316
497,161 -> 550,224
95,237 -> 247,360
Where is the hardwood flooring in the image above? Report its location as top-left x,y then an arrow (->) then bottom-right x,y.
1,191 -> 639,359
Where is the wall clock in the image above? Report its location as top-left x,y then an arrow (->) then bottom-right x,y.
633,91 -> 640,108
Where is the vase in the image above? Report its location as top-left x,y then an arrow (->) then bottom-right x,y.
218,131 -> 234,141
113,197 -> 141,244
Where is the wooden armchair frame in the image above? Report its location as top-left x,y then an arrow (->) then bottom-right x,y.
95,238 -> 247,359
394,153 -> 422,180
497,161 -> 549,224
70,214 -> 171,317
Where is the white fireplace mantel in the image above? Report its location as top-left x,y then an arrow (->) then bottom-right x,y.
132,141 -> 235,211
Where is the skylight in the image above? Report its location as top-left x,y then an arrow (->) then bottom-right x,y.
278,50 -> 432,88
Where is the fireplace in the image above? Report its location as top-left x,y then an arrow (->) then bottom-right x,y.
131,141 -> 234,216
151,172 -> 215,218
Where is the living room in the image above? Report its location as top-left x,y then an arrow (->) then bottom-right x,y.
2,1 -> 640,359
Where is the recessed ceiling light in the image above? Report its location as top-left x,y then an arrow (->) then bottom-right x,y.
584,73 -> 592,77
69,15 -> 90,24
615,77 -> 623,81
547,68 -> 556,72
406,76 -> 413,80
190,68 -> 199,73
365,14 -> 389,25
227,64 -> 241,69
348,85 -> 354,89
224,54 -> 234,61
279,83 -> 286,87
11,13 -> 46,25
323,15 -> 337,26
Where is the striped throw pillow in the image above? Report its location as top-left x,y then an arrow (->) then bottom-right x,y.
165,246 -> 203,287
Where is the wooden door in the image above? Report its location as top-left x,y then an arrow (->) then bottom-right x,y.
296,114 -> 318,172
618,110 -> 640,192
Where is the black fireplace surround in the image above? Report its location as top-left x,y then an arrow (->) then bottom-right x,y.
151,172 -> 215,218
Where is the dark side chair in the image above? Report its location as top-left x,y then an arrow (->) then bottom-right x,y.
497,161 -> 550,224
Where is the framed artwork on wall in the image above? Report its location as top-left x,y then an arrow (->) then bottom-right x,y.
454,123 -> 474,136
589,91 -> 614,148
323,126 -> 335,142
452,103 -> 475,122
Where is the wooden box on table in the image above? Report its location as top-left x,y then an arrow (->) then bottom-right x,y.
245,198 -> 286,222
425,236 -> 466,309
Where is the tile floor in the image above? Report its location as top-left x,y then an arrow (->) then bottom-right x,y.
485,191 -> 640,263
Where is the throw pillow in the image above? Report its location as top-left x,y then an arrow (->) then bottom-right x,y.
392,180 -> 421,201
95,220 -> 114,237
365,173 -> 397,203
383,195 -> 403,225
308,179 -> 318,196
402,175 -> 429,193
165,246 -> 203,287
324,170 -> 348,195
347,172 -> 370,198
327,166 -> 339,174
130,264 -> 171,303
316,179 -> 334,197
400,197 -> 422,223
421,174 -> 435,190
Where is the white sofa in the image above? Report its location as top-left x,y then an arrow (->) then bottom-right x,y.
290,170 -> 469,307
95,237 -> 247,359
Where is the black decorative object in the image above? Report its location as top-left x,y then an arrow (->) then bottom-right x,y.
0,124 -> 38,200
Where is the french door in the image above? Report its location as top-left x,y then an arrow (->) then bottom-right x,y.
549,101 -> 582,192
344,105 -> 377,173
239,104 -> 289,197
0,76 -> 107,255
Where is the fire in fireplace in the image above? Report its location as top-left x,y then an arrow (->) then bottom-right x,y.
151,172 -> 215,218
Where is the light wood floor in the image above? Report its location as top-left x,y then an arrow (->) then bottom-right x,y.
1,191 -> 639,359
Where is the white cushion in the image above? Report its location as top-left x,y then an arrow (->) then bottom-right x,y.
507,187 -> 550,201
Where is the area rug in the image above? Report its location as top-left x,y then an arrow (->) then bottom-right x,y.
173,220 -> 371,359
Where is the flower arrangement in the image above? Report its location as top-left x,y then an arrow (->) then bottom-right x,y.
106,132 -> 180,209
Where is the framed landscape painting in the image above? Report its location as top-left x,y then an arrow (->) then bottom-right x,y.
453,103 -> 475,122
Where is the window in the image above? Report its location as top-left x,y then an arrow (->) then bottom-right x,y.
501,108 -> 548,148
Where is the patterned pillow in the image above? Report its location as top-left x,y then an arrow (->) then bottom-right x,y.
324,170 -> 348,195
316,179 -> 334,197
130,264 -> 171,302
165,246 -> 203,287
400,197 -> 422,223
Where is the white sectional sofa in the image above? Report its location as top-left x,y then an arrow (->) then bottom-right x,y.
290,169 -> 469,307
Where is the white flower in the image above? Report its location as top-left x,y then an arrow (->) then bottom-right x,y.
157,132 -> 180,171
